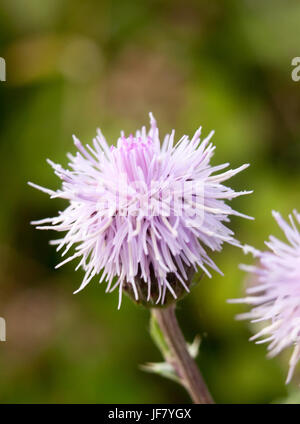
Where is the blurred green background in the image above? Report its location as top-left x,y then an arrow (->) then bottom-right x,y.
0,0 -> 300,404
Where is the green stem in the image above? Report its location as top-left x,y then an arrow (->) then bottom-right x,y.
152,305 -> 214,404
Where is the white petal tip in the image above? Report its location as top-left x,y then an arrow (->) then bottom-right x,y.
149,112 -> 156,125
72,135 -> 80,145
226,299 -> 240,304
73,286 -> 85,294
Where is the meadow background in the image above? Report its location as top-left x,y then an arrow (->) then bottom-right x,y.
0,0 -> 300,403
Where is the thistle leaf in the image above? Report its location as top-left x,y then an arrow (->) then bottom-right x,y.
140,361 -> 181,384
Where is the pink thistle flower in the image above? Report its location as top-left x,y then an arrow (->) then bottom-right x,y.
231,211 -> 300,383
29,114 -> 251,308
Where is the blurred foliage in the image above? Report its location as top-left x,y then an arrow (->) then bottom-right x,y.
0,0 -> 300,403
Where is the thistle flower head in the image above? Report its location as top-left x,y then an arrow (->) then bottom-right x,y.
232,211 -> 300,383
30,114 -> 251,308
